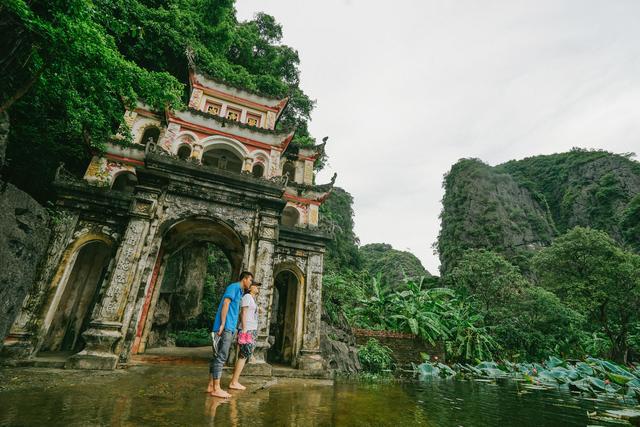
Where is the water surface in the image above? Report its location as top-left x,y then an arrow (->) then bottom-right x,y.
0,366 -> 636,426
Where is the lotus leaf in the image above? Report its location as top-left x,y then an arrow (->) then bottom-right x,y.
575,362 -> 594,376
568,379 -> 591,393
546,356 -> 565,368
476,361 -> 499,370
418,362 -> 440,377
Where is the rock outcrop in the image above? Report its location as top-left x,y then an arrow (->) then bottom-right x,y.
320,308 -> 360,373
359,243 -> 430,287
0,112 -> 51,349
439,150 -> 640,275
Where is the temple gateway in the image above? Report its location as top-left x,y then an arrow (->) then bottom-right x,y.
2,69 -> 335,371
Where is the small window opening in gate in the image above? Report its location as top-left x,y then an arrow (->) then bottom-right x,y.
177,145 -> 191,160
141,126 -> 161,145
111,172 -> 138,193
281,206 -> 300,227
282,161 -> 296,182
252,163 -> 265,178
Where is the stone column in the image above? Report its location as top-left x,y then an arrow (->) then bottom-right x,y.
297,252 -> 324,370
67,189 -> 158,370
249,215 -> 278,372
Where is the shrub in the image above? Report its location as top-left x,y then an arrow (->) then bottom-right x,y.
175,328 -> 210,347
358,339 -> 394,373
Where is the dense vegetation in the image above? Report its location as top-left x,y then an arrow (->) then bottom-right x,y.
321,151 -> 640,369
1,0 -> 315,202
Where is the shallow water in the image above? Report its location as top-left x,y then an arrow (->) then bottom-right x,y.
0,366 -> 637,426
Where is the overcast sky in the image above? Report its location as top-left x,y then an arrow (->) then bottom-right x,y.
236,0 -> 640,274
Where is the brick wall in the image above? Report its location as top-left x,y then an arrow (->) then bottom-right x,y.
353,328 -> 445,366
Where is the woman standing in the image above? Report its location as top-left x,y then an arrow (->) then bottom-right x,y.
228,281 -> 261,390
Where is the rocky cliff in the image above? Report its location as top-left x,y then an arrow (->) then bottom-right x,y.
0,112 -> 51,348
438,150 -> 640,275
359,243 -> 431,287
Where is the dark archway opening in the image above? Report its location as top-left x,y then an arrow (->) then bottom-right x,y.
177,145 -> 192,160
268,270 -> 299,365
41,241 -> 111,353
141,127 -> 161,145
111,172 -> 137,193
147,243 -> 233,348
282,161 -> 295,181
138,218 -> 244,353
202,148 -> 243,173
281,206 -> 300,227
252,163 -> 265,178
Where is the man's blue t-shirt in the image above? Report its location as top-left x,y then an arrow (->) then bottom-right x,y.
212,282 -> 244,332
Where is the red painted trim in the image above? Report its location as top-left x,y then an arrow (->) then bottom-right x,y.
284,194 -> 322,205
193,82 -> 282,113
105,153 -> 145,166
131,248 -> 164,355
168,115 -> 290,152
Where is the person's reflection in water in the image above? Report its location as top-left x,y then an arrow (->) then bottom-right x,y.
205,395 -> 238,427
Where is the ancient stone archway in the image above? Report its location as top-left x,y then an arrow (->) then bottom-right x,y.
268,267 -> 305,366
40,240 -> 112,353
132,217 -> 244,354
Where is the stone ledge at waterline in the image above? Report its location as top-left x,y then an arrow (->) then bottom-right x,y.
353,328 -> 446,366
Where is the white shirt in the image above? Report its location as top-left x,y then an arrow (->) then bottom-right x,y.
241,293 -> 258,331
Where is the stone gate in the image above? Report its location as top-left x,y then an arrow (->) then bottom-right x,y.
2,69 -> 334,370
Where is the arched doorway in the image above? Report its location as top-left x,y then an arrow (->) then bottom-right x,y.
41,241 -> 111,352
133,217 -> 244,354
268,269 -> 304,366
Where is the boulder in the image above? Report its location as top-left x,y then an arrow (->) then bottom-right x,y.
0,183 -> 50,348
320,309 -> 361,373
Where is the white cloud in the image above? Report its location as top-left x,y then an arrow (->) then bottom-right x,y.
236,0 -> 640,274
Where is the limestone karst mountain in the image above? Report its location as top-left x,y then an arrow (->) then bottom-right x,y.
438,149 -> 640,275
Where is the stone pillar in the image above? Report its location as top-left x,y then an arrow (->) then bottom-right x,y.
249,215 -> 278,371
67,190 -> 158,370
297,252 -> 324,370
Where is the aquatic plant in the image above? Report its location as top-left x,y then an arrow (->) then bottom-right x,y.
414,356 -> 640,406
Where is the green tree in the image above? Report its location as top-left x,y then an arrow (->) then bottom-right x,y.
320,187 -> 362,274
2,0 -> 316,201
448,249 -> 527,313
533,226 -> 640,363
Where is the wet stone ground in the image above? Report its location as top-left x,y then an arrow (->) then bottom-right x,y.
1,365 -> 638,426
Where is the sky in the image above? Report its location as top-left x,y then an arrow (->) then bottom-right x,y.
236,0 -> 640,274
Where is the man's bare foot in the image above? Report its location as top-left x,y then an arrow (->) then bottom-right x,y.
210,388 -> 232,398
228,382 -> 246,390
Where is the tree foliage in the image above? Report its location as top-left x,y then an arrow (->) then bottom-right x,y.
320,187 -> 362,274
533,227 -> 640,363
1,0 -> 315,201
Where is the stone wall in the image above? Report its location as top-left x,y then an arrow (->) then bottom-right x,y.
353,328 -> 445,367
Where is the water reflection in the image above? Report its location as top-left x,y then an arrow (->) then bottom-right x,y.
0,366 -> 634,426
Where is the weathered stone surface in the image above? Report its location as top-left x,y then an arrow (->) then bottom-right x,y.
0,112 -> 8,167
320,310 -> 360,373
0,181 -> 50,349
171,243 -> 207,322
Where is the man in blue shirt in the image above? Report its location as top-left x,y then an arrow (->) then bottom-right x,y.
208,271 -> 253,398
